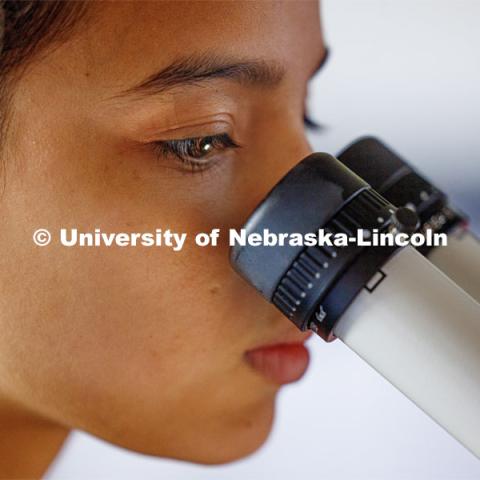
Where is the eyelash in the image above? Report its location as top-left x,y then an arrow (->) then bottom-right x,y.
303,113 -> 321,130
153,133 -> 241,172
153,112 -> 319,173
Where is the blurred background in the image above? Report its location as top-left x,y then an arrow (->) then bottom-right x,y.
46,1 -> 480,479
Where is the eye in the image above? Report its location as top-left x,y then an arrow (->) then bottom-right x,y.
303,95 -> 322,131
153,133 -> 241,172
303,112 -> 321,130
303,47 -> 329,131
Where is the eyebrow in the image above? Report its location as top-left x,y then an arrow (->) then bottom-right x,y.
115,48 -> 329,100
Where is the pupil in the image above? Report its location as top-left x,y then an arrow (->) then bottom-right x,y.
199,137 -> 213,156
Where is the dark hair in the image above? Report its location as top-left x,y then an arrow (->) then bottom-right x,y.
0,1 -> 87,142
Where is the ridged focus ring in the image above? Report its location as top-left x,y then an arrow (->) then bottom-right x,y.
273,188 -> 395,336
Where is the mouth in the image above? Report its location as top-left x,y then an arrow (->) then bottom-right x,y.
244,332 -> 312,385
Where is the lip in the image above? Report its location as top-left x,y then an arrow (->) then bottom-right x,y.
244,332 -> 312,385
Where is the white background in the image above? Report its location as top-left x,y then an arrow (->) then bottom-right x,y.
46,1 -> 480,479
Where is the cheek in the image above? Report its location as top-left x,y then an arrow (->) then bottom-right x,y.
0,242 -> 246,421
15,228 -> 245,360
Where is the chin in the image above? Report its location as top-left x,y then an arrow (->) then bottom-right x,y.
189,397 -> 277,465
100,392 -> 277,466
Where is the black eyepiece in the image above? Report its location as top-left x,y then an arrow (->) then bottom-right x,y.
230,152 -> 409,341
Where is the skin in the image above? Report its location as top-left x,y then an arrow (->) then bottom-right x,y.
0,1 -> 325,478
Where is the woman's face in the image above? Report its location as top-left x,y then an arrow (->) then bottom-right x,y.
0,1 -> 324,463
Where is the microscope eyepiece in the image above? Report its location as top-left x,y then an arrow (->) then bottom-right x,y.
230,153 -> 411,341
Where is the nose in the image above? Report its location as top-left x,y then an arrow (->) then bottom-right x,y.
269,126 -> 314,187
239,124 -> 314,222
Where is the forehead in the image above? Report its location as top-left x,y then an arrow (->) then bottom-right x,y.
76,1 -> 322,85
